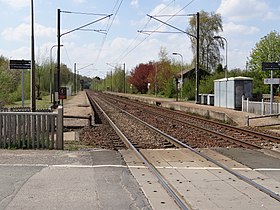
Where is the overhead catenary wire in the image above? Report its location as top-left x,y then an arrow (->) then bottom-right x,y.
78,29 -> 107,34
112,0 -> 176,64
60,14 -> 113,37
112,0 -> 196,64
92,0 -> 124,73
58,8 -> 115,78
146,14 -> 196,38
62,44 -> 73,68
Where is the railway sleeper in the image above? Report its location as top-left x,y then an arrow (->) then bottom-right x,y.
131,142 -> 141,149
163,141 -> 176,148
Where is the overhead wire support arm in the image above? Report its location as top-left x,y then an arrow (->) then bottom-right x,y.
138,30 -> 182,34
146,14 -> 196,39
60,10 -> 109,16
60,14 -> 113,37
79,29 -> 107,34
153,14 -> 196,17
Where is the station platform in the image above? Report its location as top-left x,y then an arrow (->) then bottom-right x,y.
109,92 -> 280,128
55,91 -> 93,144
62,91 -> 93,127
121,148 -> 280,210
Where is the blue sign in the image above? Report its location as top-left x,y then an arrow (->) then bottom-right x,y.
10,60 -> 31,69
262,62 -> 280,71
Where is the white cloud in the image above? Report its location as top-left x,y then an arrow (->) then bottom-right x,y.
0,0 -> 29,9
1,23 -> 55,41
72,0 -> 86,4
263,11 -> 280,21
150,3 -> 177,16
131,0 -> 139,8
36,24 -> 56,39
0,46 -> 30,60
223,22 -> 260,36
1,24 -> 29,41
217,0 -> 269,21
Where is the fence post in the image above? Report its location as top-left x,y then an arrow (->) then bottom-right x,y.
246,97 -> 249,112
56,106 -> 64,150
261,99 -> 264,115
242,95 -> 244,112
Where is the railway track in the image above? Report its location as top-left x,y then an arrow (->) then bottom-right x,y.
100,92 -> 280,150
86,91 -> 188,209
84,90 -> 280,209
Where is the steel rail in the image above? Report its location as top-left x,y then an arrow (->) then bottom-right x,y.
97,93 -> 280,203
175,111 -> 280,144
102,94 -> 262,149
87,93 -> 189,210
104,93 -> 280,145
143,108 -> 263,149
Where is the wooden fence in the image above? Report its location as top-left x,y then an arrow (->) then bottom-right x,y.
0,106 -> 63,149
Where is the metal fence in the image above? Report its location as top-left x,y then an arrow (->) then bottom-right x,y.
0,106 -> 63,149
242,96 -> 280,115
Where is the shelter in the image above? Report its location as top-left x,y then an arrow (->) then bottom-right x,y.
214,76 -> 253,109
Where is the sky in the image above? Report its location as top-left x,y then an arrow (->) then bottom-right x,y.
0,0 -> 280,78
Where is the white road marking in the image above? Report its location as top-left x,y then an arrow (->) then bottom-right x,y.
0,164 -> 127,168
1,164 -> 279,171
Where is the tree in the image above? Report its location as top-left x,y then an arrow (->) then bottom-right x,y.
247,31 -> 280,95
187,10 -> 223,72
155,47 -> 177,96
0,54 -> 80,106
129,62 -> 153,93
0,57 -> 18,104
112,67 -> 125,92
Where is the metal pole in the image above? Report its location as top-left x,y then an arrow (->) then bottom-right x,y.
172,53 -> 183,101
30,0 -> 36,112
175,77 -> 178,102
50,49 -> 52,103
180,57 -> 183,100
77,71 -> 79,92
56,9 -> 61,106
51,44 -> 63,106
270,69 -> 273,114
74,63 -> 77,95
111,70 -> 112,91
22,69 -> 24,107
50,46 -> 55,104
195,12 -> 200,104
123,63 -> 126,93
225,37 -> 228,78
155,63 -> 158,97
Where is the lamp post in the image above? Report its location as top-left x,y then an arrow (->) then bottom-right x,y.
214,35 -> 228,78
50,44 -> 63,104
214,35 -> 228,108
30,0 -> 36,112
172,52 -> 183,101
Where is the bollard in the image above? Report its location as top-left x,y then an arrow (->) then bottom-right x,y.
56,106 -> 64,149
245,116 -> 249,126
